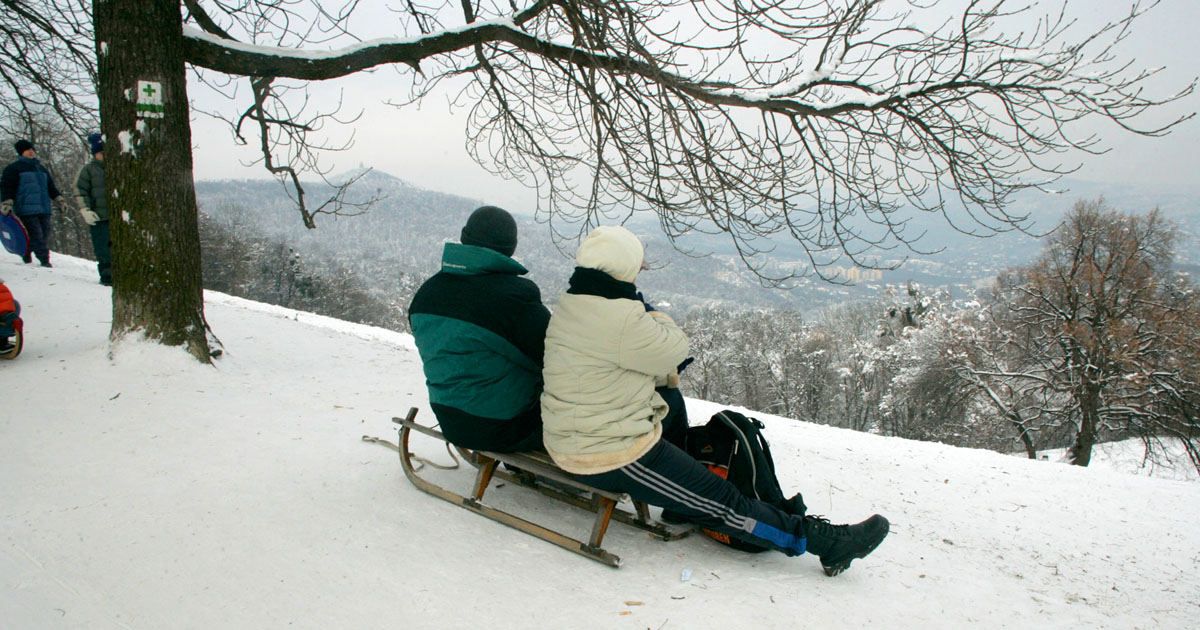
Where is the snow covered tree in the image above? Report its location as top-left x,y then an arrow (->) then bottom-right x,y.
877,293 -> 1034,452
770,324 -> 839,424
680,306 -> 736,404
10,0 -> 1196,361
879,289 -> 967,441
808,299 -> 888,432
982,199 -> 1200,469
95,0 -> 212,357
947,307 -> 1051,459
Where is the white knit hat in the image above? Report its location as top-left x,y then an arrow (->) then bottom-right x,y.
575,225 -> 644,282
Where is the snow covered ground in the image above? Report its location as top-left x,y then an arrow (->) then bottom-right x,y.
2,254 -> 1198,629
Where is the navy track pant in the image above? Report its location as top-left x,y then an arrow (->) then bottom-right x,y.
575,390 -> 809,556
89,220 -> 111,283
17,214 -> 51,263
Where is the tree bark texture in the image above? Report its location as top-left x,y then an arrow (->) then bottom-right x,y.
95,0 -> 211,362
1069,383 -> 1102,467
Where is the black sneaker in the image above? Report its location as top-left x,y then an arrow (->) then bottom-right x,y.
804,514 -> 889,577
22,253 -> 32,264
39,261 -> 52,268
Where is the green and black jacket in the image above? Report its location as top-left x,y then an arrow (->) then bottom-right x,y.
75,159 -> 109,220
408,242 -> 551,451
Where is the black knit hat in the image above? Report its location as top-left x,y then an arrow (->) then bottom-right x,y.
14,139 -> 34,155
460,206 -> 518,257
87,133 -> 104,156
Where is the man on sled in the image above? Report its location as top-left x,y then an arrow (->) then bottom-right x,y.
408,206 -> 551,453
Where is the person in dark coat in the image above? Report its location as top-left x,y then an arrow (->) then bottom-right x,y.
0,139 -> 62,267
408,206 -> 552,453
75,133 -> 111,285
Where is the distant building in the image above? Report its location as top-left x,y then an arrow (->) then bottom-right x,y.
831,265 -> 883,282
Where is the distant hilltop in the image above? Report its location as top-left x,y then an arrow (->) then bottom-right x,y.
195,170 -> 1200,313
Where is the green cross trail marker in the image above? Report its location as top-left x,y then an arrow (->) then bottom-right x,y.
137,80 -> 164,119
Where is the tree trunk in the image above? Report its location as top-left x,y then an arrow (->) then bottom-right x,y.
94,0 -> 212,362
1009,416 -> 1038,459
1068,384 -> 1102,466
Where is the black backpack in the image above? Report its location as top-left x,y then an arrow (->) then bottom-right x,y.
684,410 -> 806,552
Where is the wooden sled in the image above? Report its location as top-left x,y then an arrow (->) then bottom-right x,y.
393,407 -> 691,567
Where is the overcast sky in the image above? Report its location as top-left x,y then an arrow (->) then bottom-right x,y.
187,0 -> 1198,213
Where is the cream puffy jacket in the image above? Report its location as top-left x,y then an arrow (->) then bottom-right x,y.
541,226 -> 690,474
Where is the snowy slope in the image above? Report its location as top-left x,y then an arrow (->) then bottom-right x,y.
2,255 -> 1198,629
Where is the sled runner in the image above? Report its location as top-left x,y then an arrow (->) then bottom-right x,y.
0,325 -> 21,359
393,407 -> 691,567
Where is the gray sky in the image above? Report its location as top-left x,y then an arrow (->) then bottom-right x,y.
187,0 -> 1199,213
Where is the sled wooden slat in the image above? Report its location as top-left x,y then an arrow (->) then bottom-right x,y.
392,407 -> 691,567
476,446 -> 628,503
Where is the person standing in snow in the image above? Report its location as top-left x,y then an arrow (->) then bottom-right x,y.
0,139 -> 62,267
408,206 -> 551,453
75,133 -> 112,286
540,225 -> 890,576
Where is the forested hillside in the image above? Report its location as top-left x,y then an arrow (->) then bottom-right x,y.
194,170 -> 850,314
191,172 -> 1200,470
196,170 -> 1199,313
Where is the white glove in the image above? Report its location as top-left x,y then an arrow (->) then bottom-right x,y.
80,207 -> 100,226
0,199 -> 11,215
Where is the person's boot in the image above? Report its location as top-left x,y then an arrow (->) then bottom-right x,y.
803,514 -> 889,577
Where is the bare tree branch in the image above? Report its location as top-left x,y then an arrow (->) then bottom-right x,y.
0,0 -> 97,139
183,0 -> 385,227
179,0 -> 1194,282
15,1 -> 1191,286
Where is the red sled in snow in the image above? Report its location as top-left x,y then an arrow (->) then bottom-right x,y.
390,407 -> 693,567
0,212 -> 29,258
